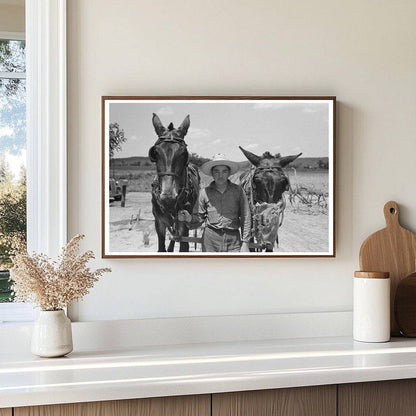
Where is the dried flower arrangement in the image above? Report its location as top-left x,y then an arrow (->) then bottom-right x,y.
10,234 -> 111,311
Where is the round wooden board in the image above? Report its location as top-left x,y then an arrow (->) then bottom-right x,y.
395,273 -> 416,337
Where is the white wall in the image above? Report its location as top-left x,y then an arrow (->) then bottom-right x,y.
67,0 -> 416,322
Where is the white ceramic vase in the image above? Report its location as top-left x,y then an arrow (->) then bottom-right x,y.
31,310 -> 73,358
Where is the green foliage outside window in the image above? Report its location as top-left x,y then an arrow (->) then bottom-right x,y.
0,38 -> 27,302
0,161 -> 26,302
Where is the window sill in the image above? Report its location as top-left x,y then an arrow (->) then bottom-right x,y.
0,303 -> 35,324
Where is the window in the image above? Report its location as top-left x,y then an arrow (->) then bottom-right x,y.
0,0 -> 67,323
0,34 -> 26,306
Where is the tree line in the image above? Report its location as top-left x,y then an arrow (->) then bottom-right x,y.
0,160 -> 26,302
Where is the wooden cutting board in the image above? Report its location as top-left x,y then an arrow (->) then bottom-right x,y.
359,201 -> 416,336
395,272 -> 416,337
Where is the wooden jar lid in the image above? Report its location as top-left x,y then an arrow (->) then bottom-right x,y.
354,271 -> 390,279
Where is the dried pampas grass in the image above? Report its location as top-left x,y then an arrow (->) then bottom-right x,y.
10,234 -> 111,311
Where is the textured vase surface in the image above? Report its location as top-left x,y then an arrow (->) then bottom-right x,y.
31,310 -> 73,357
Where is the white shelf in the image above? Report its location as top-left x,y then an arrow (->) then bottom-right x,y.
2,335 -> 416,408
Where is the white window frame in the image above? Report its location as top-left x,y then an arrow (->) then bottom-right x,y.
26,0 -> 67,256
0,0 -> 67,323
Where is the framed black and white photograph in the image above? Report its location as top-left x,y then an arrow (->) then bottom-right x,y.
102,96 -> 335,258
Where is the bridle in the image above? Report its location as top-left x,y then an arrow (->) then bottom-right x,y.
153,137 -> 188,180
251,166 -> 287,201
157,171 -> 181,178
152,137 -> 191,226
254,166 -> 283,173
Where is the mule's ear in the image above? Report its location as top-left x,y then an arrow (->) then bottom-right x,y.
148,145 -> 157,162
239,146 -> 261,166
178,115 -> 190,137
279,152 -> 302,168
152,113 -> 165,137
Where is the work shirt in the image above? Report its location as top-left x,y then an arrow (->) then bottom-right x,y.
197,180 -> 251,242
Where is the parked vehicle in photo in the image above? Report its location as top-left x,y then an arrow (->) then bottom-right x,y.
109,178 -> 123,202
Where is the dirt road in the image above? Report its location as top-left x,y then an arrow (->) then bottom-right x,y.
108,192 -> 329,254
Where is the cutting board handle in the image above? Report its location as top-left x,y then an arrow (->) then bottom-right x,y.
384,201 -> 400,228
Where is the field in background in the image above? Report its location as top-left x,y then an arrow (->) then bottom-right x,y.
112,165 -> 328,193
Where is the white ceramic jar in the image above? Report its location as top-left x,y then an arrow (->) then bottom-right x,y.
31,310 -> 73,357
353,271 -> 390,343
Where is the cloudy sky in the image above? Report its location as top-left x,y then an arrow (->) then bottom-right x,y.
0,40 -> 26,181
108,100 -> 332,161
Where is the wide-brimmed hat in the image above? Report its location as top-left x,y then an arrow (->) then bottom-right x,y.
200,153 -> 239,176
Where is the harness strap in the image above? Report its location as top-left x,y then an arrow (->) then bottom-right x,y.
242,168 -> 256,212
155,137 -> 188,145
240,166 -> 290,250
158,171 -> 180,178
175,168 -> 189,211
153,166 -> 193,237
279,194 -> 286,227
252,197 -> 286,247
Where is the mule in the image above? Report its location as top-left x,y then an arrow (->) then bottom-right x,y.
239,146 -> 302,252
149,113 -> 200,252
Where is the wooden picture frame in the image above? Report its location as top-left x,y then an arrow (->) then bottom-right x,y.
102,96 -> 336,258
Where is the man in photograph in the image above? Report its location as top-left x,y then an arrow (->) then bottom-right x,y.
179,154 -> 251,253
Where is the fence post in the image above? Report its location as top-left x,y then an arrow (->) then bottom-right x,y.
121,180 -> 128,207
